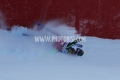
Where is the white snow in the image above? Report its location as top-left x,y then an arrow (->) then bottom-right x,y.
0,22 -> 120,80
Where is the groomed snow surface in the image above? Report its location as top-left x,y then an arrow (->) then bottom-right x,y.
0,22 -> 120,80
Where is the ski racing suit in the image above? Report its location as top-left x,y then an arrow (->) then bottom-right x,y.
61,39 -> 82,54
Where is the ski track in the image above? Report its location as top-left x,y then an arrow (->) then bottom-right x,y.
0,22 -> 120,80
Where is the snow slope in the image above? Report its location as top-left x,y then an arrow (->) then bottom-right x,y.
0,22 -> 120,80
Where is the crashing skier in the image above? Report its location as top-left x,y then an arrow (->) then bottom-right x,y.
53,39 -> 84,56
35,22 -> 84,56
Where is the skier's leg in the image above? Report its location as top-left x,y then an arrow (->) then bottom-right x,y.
66,39 -> 82,50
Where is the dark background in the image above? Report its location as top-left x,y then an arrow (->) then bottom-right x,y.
0,0 -> 120,39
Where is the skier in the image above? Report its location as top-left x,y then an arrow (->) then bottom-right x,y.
53,39 -> 84,56
35,22 -> 84,56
